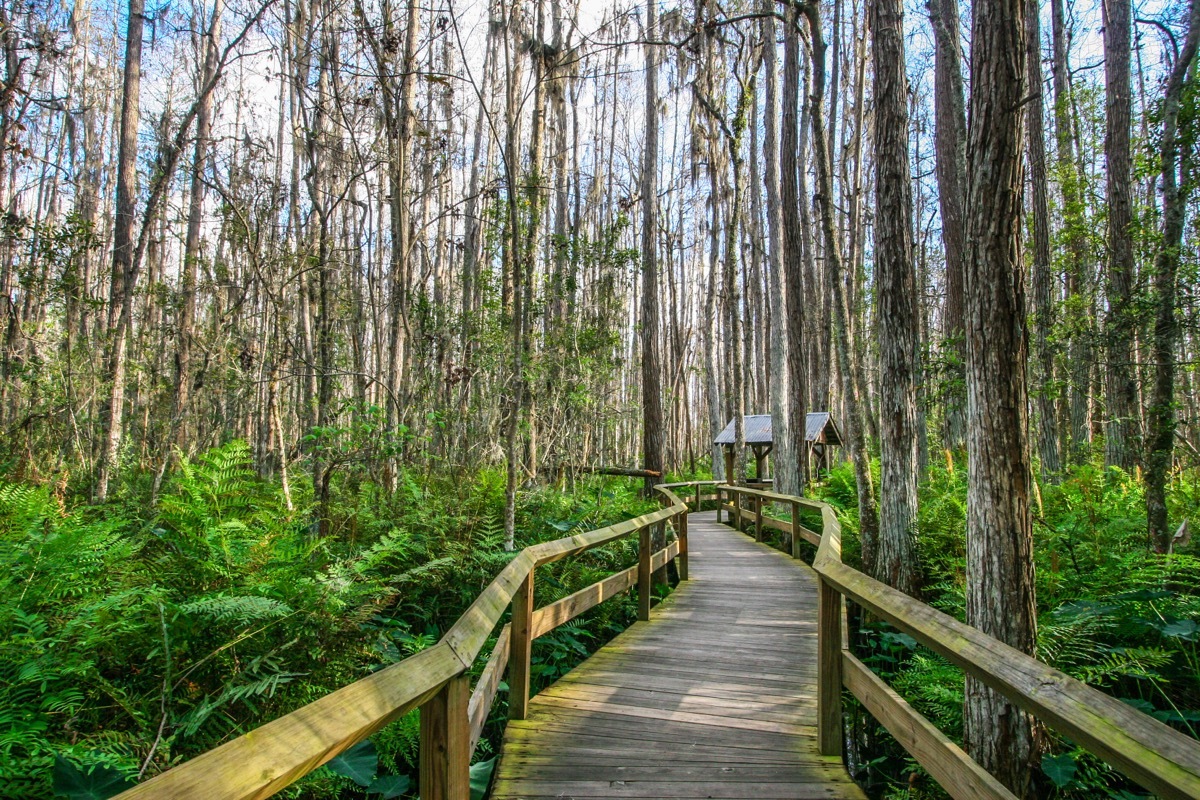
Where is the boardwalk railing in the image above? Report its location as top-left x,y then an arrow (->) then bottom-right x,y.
114,482 -> 715,800
717,483 -> 1200,800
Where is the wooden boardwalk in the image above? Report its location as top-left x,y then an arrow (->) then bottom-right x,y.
491,511 -> 867,800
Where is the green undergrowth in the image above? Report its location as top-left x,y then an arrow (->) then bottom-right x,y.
812,458 -> 1200,800
0,441 -> 663,798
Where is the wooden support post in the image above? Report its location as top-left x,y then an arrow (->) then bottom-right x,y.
790,500 -> 802,559
695,482 -> 702,512
678,511 -> 689,580
754,495 -> 763,541
817,577 -> 843,756
508,569 -> 534,720
733,489 -> 742,532
716,487 -> 723,523
638,525 -> 652,621
420,674 -> 470,800
654,519 -> 668,584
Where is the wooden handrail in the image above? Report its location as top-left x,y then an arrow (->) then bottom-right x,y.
115,484 -> 696,800
716,482 -> 1200,800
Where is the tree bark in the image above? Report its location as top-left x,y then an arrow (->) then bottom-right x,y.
170,0 -> 224,457
96,0 -> 145,501
962,0 -> 1040,790
1023,0 -> 1062,478
1102,0 -> 1139,471
1050,0 -> 1092,462
781,4 -> 809,491
762,6 -> 797,496
641,0 -> 664,494
872,0 -> 920,596
1146,0 -> 1200,552
926,0 -> 967,452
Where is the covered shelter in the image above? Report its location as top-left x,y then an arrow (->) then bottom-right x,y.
713,413 -> 842,483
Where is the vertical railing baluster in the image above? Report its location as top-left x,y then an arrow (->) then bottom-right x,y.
508,568 -> 534,720
754,494 -> 763,542
638,525 -> 652,621
419,674 -> 470,800
817,575 -> 844,756
790,500 -> 802,559
678,509 -> 689,580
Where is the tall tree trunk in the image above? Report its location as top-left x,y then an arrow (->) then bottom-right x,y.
762,6 -> 796,496
962,0 -> 1040,790
641,0 -> 663,493
872,0 -> 920,596
1050,0 -> 1092,462
799,2 -> 879,557
1146,0 -> 1200,552
1023,0 -> 1062,478
96,0 -> 145,501
501,2 -> 525,550
1102,0 -> 1138,471
781,4 -> 808,491
170,0 -> 224,458
927,0 -> 967,452
386,0 -> 421,483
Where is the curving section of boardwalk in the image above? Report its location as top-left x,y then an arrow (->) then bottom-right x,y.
490,511 -> 867,800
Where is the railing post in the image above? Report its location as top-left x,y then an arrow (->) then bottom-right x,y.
717,486 -> 724,523
419,674 -> 470,800
754,494 -> 763,542
655,519 -> 668,584
733,489 -> 742,532
790,500 -> 802,559
508,568 -> 534,720
678,510 -> 689,581
638,525 -> 652,621
695,482 -> 702,512
817,576 -> 844,756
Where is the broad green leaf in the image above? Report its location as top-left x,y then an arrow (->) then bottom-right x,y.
327,740 -> 378,787
52,757 -> 133,800
1041,753 -> 1077,788
1160,619 -> 1198,640
470,757 -> 496,800
368,774 -> 411,798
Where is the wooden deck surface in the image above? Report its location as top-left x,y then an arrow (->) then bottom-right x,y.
490,511 -> 867,800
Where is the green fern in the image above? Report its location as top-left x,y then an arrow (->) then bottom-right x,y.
179,595 -> 294,625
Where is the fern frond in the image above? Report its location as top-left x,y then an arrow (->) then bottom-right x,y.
179,595 -> 294,625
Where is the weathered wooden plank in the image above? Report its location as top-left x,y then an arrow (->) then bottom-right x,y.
842,651 -> 1016,800
532,566 -> 638,639
637,525 -> 652,621
114,642 -> 463,800
507,570 -> 534,720
536,683 -> 814,724
421,673 -> 471,800
443,550 -> 535,668
493,764 -> 848,782
722,484 -> 826,510
490,778 -> 863,799
468,624 -> 510,752
817,576 -> 843,756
